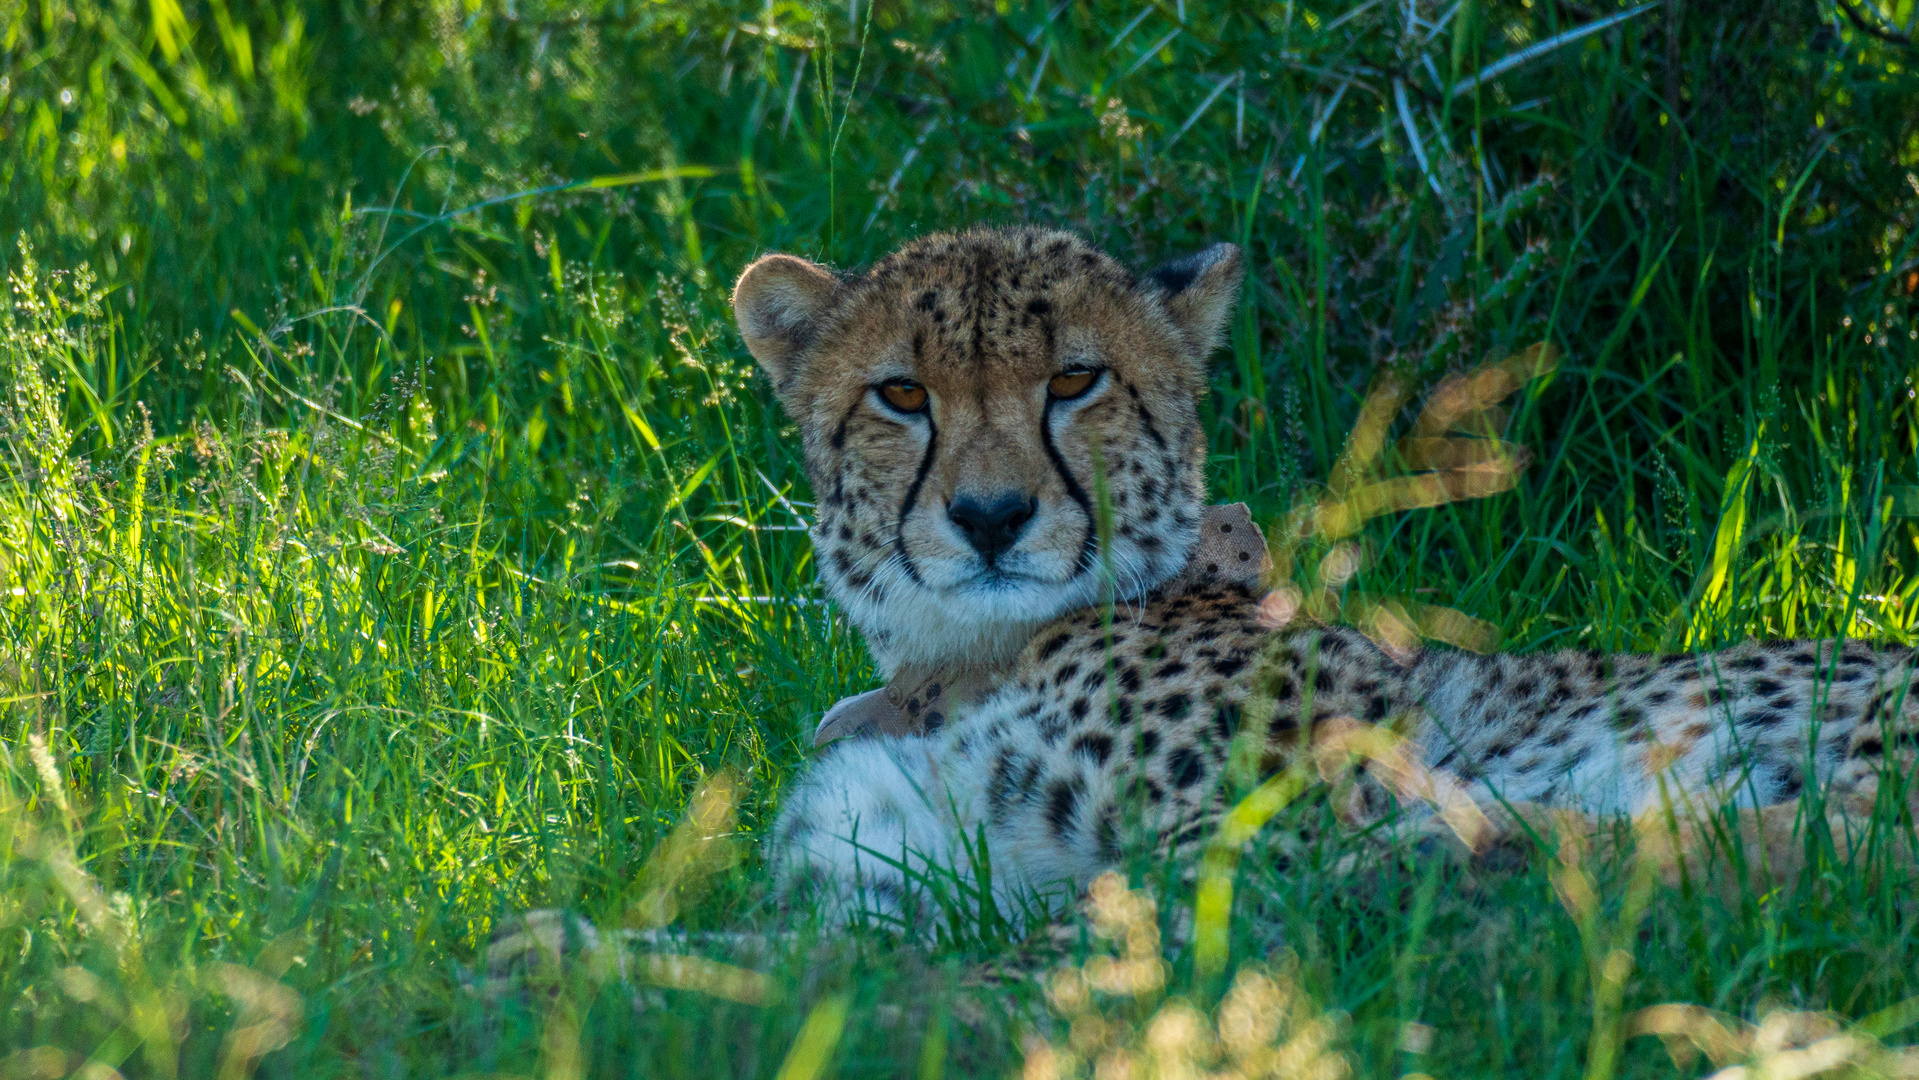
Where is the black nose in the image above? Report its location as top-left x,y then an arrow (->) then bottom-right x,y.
947,492 -> 1038,564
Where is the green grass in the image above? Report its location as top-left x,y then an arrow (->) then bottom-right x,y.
4,0 -> 1919,1075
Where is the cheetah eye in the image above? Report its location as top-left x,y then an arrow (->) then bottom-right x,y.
1047,367 -> 1101,401
877,379 -> 929,414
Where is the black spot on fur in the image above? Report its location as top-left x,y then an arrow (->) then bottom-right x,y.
1168,747 -> 1204,788
1772,764 -> 1805,799
1018,758 -> 1044,795
988,754 -> 1018,811
1212,703 -> 1241,741
1045,778 -> 1083,838
1073,733 -> 1115,764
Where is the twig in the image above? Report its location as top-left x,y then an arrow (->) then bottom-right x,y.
1834,0 -> 1913,46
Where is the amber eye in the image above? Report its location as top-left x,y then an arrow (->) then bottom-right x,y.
1048,368 -> 1100,400
877,380 -> 929,413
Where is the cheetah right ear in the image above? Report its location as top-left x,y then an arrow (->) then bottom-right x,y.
733,253 -> 838,386
1145,242 -> 1243,359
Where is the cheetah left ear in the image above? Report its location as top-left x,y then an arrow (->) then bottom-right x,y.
1145,242 -> 1243,358
733,253 -> 840,389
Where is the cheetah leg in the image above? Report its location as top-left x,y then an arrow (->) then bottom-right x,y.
769,735 -> 994,927
1472,789 -> 1917,895
1548,649 -> 1917,887
1650,661 -> 1919,889
1353,713 -> 1917,891
1826,661 -> 1919,817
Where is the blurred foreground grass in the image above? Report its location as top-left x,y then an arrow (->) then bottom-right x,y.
4,0 -> 1919,1075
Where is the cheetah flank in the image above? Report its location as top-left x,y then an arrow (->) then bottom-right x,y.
732,228 -> 1918,924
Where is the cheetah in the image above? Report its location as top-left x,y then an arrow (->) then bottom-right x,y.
731,227 -> 1919,925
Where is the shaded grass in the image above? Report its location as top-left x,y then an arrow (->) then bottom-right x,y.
3,0 -> 1919,1076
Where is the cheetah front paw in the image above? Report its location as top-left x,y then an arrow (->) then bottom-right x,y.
770,735 -> 982,928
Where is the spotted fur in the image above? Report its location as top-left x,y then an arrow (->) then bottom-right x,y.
734,229 -> 1919,925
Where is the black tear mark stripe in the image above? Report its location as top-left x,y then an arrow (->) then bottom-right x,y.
894,409 -> 939,587
1033,303 -> 1098,575
1041,395 -> 1099,576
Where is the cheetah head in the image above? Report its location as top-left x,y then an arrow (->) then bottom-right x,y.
733,228 -> 1241,674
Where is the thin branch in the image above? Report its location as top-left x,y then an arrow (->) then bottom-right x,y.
1834,0 -> 1913,46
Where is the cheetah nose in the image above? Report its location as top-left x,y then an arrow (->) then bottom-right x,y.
947,492 -> 1038,564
